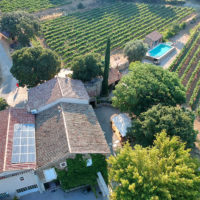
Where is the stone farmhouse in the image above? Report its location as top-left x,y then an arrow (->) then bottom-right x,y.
0,77 -> 110,198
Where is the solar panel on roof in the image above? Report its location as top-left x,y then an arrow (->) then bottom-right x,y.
11,124 -> 36,164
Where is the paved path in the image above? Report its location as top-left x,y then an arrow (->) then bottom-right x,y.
0,40 -> 27,107
21,188 -> 103,200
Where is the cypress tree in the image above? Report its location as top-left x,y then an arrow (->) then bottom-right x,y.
102,38 -> 110,96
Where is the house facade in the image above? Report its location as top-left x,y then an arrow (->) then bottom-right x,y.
0,77 -> 110,198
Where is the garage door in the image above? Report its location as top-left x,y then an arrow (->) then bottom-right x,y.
16,184 -> 39,196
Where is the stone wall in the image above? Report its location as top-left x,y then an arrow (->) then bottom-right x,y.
84,77 -> 103,98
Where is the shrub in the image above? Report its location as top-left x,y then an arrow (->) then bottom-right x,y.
77,2 -> 84,9
56,154 -> 108,190
71,53 -> 103,82
124,40 -> 148,63
0,98 -> 8,111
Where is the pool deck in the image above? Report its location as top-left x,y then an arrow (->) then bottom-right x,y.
143,17 -> 200,69
146,43 -> 175,61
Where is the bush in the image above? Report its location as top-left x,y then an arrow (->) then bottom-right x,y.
0,98 -> 8,111
71,53 -> 103,82
124,40 -> 148,63
56,154 -> 108,190
163,22 -> 187,40
77,3 -> 84,9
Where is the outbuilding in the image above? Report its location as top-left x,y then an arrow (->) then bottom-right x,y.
110,113 -> 132,142
144,31 -> 163,48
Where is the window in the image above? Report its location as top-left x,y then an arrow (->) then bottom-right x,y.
16,185 -> 38,193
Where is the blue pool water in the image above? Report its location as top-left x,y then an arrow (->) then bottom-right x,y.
148,43 -> 173,58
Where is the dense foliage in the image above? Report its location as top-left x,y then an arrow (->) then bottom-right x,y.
169,25 -> 200,110
11,47 -> 61,88
129,104 -> 197,148
102,38 -> 110,96
124,40 -> 148,62
0,11 -> 40,46
71,53 -> 102,82
163,22 -> 186,40
0,0 -> 72,13
112,62 -> 186,115
41,3 -> 193,66
0,98 -> 8,111
56,154 -> 108,190
107,132 -> 200,200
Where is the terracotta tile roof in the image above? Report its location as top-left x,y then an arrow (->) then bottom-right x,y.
145,31 -> 162,41
0,110 -> 9,172
35,103 -> 110,167
61,103 -> 110,154
27,77 -> 89,111
0,108 -> 36,173
108,68 -> 122,85
35,105 -> 69,167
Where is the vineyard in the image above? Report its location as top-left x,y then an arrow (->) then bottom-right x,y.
169,25 -> 200,110
0,0 -> 72,13
41,3 -> 194,66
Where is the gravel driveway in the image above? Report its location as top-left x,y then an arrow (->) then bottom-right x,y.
95,105 -> 120,154
0,40 -> 27,107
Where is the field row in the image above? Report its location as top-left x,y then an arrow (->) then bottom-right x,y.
41,2 -> 194,66
170,26 -> 200,110
0,0 -> 72,13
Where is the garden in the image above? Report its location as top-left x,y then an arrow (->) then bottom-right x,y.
169,25 -> 200,110
41,2 -> 194,67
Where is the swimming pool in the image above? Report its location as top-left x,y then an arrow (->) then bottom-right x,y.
148,43 -> 174,59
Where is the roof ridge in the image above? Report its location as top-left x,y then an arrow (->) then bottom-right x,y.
57,77 -> 64,97
60,103 -> 71,152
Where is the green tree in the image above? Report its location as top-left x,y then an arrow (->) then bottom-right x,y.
112,62 -> 186,115
102,38 -> 110,96
10,47 -> 61,88
0,98 -> 8,111
107,131 -> 200,200
124,40 -> 148,63
129,104 -> 197,148
71,53 -> 102,82
0,11 -> 40,46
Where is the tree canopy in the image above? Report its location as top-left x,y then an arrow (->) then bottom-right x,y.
107,131 -> 200,200
0,98 -> 8,111
102,38 -> 110,96
112,62 -> 186,115
129,104 -> 197,148
124,40 -> 148,63
71,53 -> 102,82
0,11 -> 40,46
10,47 -> 61,88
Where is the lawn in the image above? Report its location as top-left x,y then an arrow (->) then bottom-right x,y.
41,2 -> 194,67
0,0 -> 72,13
169,24 -> 200,110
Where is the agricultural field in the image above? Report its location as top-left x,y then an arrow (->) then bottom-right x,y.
41,3 -> 194,66
169,25 -> 200,110
0,0 -> 72,13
